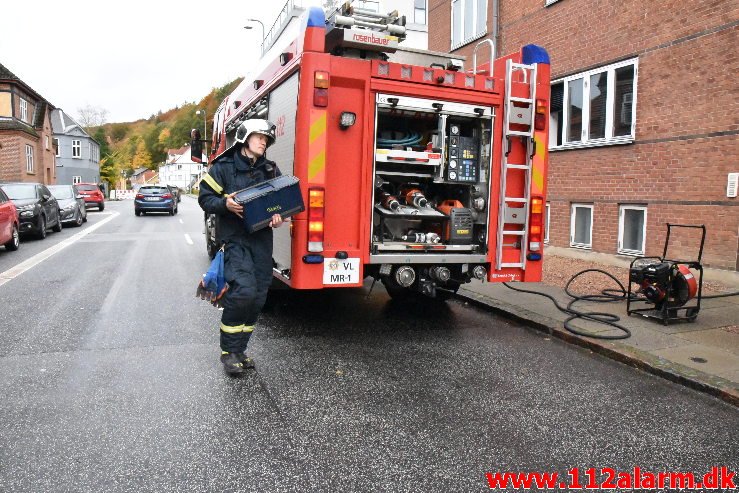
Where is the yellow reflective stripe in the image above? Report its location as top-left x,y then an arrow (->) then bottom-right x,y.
202,173 -> 224,195
244,325 -> 255,333
220,323 -> 245,333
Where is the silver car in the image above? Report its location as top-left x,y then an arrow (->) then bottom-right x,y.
48,185 -> 87,227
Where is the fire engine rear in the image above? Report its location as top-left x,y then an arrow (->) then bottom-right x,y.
196,1 -> 551,300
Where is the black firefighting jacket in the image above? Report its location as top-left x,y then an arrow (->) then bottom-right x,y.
198,145 -> 281,243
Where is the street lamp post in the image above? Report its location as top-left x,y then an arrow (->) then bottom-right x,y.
244,18 -> 265,53
195,109 -> 207,158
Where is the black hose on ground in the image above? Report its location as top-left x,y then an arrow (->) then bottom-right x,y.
503,268 -> 739,339
504,269 -> 643,340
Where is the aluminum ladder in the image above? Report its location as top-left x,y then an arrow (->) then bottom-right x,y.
495,59 -> 538,270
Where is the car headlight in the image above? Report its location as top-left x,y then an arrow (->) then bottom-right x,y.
63,204 -> 76,211
20,211 -> 35,217
17,204 -> 35,211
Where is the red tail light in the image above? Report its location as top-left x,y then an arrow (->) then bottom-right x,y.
136,194 -> 144,199
529,195 -> 544,252
307,188 -> 325,252
534,98 -> 547,131
314,88 -> 328,107
162,194 -> 172,198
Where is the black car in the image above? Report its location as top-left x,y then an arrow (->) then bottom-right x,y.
166,185 -> 181,203
48,185 -> 87,227
0,182 -> 62,239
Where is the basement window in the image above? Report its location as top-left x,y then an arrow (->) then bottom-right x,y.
570,203 -> 593,249
550,58 -> 638,150
618,205 -> 647,256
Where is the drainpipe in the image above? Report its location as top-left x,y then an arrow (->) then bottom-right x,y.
492,0 -> 499,56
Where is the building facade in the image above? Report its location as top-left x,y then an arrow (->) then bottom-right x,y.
51,109 -> 100,185
429,0 -> 738,270
159,144 -> 205,191
0,63 -> 57,185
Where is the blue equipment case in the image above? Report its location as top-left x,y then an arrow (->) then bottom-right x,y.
233,175 -> 305,233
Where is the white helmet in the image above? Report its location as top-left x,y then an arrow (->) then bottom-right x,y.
234,119 -> 277,148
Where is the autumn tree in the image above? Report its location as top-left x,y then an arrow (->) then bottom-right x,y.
132,139 -> 153,170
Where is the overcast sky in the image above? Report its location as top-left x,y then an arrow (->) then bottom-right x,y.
1,0 -> 308,123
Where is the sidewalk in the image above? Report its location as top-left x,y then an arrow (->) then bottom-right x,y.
459,250 -> 739,406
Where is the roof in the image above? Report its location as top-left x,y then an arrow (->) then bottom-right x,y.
50,108 -> 91,138
0,63 -> 20,80
0,119 -> 39,138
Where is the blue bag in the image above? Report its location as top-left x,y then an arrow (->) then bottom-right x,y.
195,247 -> 229,307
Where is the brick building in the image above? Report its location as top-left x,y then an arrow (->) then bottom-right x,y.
0,63 -> 57,185
428,0 -> 738,270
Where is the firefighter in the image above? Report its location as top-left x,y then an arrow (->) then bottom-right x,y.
198,119 -> 286,375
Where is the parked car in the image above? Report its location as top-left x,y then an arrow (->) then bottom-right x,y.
134,185 -> 177,216
0,186 -> 20,251
166,185 -> 181,203
49,185 -> 87,227
74,183 -> 105,211
0,182 -> 62,239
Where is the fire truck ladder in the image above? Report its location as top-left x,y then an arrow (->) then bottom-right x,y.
496,59 -> 538,270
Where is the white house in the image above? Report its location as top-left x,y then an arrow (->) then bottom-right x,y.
158,144 -> 205,191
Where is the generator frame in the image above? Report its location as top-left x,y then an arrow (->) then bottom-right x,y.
627,224 -> 706,325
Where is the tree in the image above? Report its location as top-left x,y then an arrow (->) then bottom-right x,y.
323,0 -> 341,14
76,105 -> 109,128
132,140 -> 153,169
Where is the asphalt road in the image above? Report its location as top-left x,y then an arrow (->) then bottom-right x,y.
0,197 -> 737,492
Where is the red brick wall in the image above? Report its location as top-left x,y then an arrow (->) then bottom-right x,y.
430,0 -> 739,269
0,134 -> 22,182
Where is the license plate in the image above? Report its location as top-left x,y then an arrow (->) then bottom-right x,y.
145,197 -> 159,201
323,258 -> 360,285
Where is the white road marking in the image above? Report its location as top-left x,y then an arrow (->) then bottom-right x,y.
184,234 -> 193,245
179,219 -> 184,224
0,212 -> 119,287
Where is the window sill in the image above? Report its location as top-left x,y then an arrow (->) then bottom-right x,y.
550,136 -> 634,152
450,31 -> 488,52
617,249 -> 644,257
569,244 -> 592,250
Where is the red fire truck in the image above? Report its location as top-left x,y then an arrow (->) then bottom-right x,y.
195,1 -> 550,300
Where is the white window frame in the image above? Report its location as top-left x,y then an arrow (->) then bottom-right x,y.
544,202 -> 550,244
19,98 -> 28,122
25,145 -> 34,173
72,139 -> 81,158
450,0 -> 488,50
617,205 -> 647,256
570,203 -> 593,249
357,1 -> 379,12
45,136 -> 49,150
73,176 -> 82,184
53,138 -> 60,157
414,0 -> 427,24
550,58 -> 638,151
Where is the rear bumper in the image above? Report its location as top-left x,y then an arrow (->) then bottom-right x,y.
134,199 -> 174,211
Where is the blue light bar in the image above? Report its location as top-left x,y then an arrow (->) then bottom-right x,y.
522,45 -> 550,65
303,254 -> 324,264
306,7 -> 325,28
527,253 -> 542,261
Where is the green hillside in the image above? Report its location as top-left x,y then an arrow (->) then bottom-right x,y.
89,77 -> 242,189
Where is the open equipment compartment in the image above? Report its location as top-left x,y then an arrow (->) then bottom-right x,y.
371,94 -> 494,256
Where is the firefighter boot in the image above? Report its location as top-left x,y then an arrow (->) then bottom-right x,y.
220,352 -> 247,375
235,351 -> 255,369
